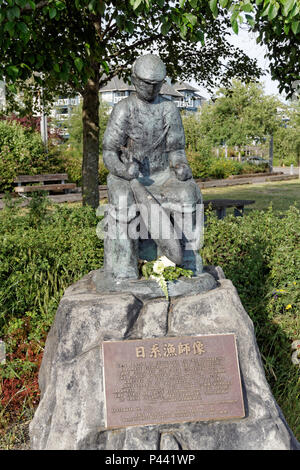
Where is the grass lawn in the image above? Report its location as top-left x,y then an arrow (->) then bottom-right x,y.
202,179 -> 300,213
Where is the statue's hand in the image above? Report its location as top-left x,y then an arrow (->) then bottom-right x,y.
174,163 -> 192,181
124,161 -> 140,180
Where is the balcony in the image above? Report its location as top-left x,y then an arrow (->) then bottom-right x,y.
113,95 -> 126,104
54,97 -> 80,106
174,99 -> 195,109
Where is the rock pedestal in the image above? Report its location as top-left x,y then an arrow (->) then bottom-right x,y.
29,267 -> 300,450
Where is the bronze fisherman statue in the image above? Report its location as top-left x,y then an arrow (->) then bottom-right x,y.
102,54 -> 203,280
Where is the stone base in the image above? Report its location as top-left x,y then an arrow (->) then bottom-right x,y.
29,267 -> 300,450
93,267 -> 217,299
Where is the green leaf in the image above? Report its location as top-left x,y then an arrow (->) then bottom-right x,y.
125,21 -> 134,33
241,3 -> 253,13
209,0 -> 218,17
28,55 -> 35,65
185,13 -> 198,26
219,0 -> 229,7
49,7 -> 57,19
20,62 -> 31,71
179,23 -> 187,38
161,22 -> 171,35
17,22 -> 29,34
193,28 -> 205,44
7,65 -> 19,78
27,1 -> 36,10
4,21 -> 15,34
231,18 -> 239,34
268,4 -> 279,20
291,20 -> 300,34
283,0 -> 296,16
7,7 -> 19,21
101,61 -> 109,74
261,2 -> 271,17
15,0 -> 29,6
245,14 -> 255,27
189,0 -> 198,7
131,0 -> 143,10
13,6 -> 20,18
284,23 -> 290,34
55,0 -> 66,11
74,57 -> 83,72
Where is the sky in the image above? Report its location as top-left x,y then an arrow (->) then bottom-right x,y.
191,27 -> 284,101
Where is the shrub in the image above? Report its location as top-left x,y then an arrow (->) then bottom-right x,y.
0,202 -> 103,372
0,120 -> 65,191
0,202 -> 299,441
202,206 -> 300,436
208,158 -> 244,179
187,151 -> 213,179
187,154 -> 267,180
62,149 -> 109,186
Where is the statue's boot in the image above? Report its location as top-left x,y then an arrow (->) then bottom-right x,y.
104,208 -> 139,280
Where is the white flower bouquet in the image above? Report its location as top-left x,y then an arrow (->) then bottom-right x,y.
140,255 -> 193,299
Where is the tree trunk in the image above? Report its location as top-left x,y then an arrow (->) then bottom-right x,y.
82,72 -> 100,208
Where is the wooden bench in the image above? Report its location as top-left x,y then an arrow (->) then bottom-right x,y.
14,173 -> 76,195
204,199 -> 255,219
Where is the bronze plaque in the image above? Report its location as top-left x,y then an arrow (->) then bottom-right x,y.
102,333 -> 245,429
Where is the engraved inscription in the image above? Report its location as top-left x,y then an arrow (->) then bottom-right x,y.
103,334 -> 245,428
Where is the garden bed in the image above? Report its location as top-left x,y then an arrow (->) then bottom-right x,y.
0,200 -> 299,448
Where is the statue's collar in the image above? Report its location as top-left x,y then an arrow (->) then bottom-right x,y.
134,93 -> 160,105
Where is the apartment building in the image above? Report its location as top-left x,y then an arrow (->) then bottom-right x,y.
100,77 -> 205,112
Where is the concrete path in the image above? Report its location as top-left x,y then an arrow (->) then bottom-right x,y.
273,166 -> 300,176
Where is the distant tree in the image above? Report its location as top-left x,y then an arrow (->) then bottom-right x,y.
192,81 -> 282,153
66,99 -> 110,154
273,99 -> 300,165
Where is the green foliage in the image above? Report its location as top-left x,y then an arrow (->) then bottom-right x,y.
0,200 -> 299,441
200,80 -> 281,148
59,100 -> 110,186
62,150 -> 109,186
0,202 -> 104,375
59,100 -> 110,155
0,0 -> 269,110
208,158 -> 243,179
182,112 -> 214,155
273,99 -> 300,166
187,153 -> 268,180
202,205 -> 300,434
27,191 -> 50,227
183,82 -> 287,172
187,152 -> 213,179
203,206 -> 300,321
0,120 -> 64,191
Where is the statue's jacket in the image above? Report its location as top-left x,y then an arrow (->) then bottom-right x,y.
103,93 -> 202,213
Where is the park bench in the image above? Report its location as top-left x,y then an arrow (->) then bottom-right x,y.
14,173 -> 76,195
204,199 -> 255,219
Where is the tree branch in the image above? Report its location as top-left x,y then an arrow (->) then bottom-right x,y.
23,1 -> 50,11
108,32 -> 162,59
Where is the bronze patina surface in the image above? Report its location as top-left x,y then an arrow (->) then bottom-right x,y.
102,333 -> 245,428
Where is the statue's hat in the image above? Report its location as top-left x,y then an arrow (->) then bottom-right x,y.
132,54 -> 166,82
